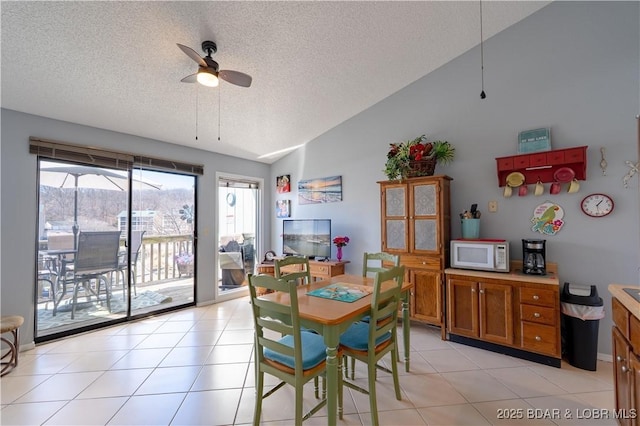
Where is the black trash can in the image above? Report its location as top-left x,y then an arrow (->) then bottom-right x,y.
560,282 -> 604,371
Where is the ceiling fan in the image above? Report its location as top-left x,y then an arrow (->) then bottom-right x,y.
177,41 -> 252,88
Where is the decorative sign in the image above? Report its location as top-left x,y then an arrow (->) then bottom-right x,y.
518,128 -> 551,153
531,201 -> 564,235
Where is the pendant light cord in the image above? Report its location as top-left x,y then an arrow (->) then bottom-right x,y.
480,0 -> 487,99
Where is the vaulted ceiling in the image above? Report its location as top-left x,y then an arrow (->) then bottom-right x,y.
1,1 -> 549,163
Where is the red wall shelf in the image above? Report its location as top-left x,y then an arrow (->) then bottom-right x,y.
495,146 -> 588,187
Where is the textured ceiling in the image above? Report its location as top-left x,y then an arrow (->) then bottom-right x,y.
1,1 -> 549,163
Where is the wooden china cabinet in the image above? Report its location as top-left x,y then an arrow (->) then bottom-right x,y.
378,175 -> 451,337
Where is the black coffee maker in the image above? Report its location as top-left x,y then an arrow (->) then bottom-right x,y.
522,239 -> 546,275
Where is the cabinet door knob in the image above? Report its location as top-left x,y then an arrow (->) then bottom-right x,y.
621,365 -> 628,373
535,336 -> 542,341
422,262 -> 426,265
533,295 -> 540,300
617,355 -> 623,362
479,289 -> 484,294
471,288 -> 475,293
534,312 -> 541,318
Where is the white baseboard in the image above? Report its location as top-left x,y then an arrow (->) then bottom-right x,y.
597,352 -> 613,363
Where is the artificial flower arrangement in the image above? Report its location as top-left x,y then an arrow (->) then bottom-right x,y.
332,236 -> 350,247
384,134 -> 455,181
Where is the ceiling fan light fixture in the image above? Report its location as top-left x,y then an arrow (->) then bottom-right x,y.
197,68 -> 219,87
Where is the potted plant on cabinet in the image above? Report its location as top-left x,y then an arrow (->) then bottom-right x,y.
384,134 -> 455,181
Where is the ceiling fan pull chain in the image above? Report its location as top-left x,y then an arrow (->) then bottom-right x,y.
218,86 -> 221,141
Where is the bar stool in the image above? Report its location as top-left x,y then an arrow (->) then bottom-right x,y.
1,315 -> 24,376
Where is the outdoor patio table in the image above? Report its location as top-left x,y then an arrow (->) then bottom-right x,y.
258,273 -> 412,425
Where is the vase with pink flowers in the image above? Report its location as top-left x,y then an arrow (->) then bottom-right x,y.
332,235 -> 349,261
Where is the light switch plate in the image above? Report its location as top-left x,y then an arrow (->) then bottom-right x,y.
488,201 -> 498,212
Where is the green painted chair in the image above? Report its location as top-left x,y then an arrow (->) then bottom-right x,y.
362,252 -> 400,277
345,252 -> 402,379
249,273 -> 340,425
339,266 -> 405,426
274,255 -> 312,286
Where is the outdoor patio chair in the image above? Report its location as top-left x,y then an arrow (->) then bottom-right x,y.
219,240 -> 245,289
55,231 -> 121,319
116,230 -> 145,298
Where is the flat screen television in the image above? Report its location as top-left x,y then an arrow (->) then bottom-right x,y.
282,219 -> 331,259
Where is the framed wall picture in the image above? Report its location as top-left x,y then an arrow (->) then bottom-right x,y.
276,199 -> 291,218
298,175 -> 342,205
277,175 -> 291,193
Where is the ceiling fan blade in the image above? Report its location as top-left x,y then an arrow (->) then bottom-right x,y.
219,70 -> 252,87
177,43 -> 207,68
180,74 -> 197,83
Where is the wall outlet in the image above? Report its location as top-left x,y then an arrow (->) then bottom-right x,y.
488,200 -> 498,212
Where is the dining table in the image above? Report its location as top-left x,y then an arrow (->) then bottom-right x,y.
258,273 -> 412,425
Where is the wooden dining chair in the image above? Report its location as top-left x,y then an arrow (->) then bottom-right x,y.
274,255 -> 312,286
345,251 -> 402,379
339,266 -> 405,426
362,252 -> 400,277
249,273 -> 340,425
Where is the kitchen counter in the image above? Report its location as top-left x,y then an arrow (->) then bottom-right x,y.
609,284 -> 640,321
445,261 -> 559,286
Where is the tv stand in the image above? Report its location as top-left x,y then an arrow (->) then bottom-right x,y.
257,259 -> 349,281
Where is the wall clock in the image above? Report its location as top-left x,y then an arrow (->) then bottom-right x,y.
263,250 -> 277,263
580,193 -> 614,217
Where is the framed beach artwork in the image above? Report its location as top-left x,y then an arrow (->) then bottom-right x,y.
277,175 -> 291,193
298,175 -> 342,205
276,199 -> 291,218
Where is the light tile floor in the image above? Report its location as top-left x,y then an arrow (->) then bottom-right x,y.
1,297 -> 617,425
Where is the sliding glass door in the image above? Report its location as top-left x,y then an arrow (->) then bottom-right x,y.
35,160 -> 196,340
217,175 -> 261,299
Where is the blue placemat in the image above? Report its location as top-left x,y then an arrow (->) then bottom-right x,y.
307,283 -> 372,303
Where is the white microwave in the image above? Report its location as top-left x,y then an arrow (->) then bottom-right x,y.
450,239 -> 510,273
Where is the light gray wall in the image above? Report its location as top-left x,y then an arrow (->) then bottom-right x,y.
1,109 -> 271,345
270,2 -> 640,356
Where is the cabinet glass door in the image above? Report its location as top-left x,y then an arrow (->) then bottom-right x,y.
411,182 -> 438,252
383,185 -> 407,251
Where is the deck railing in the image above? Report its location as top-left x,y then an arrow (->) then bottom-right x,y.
136,234 -> 194,283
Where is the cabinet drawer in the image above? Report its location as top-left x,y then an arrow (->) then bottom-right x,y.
309,264 -> 330,276
529,153 -> 547,167
519,287 -> 557,308
546,151 -> 565,164
513,156 -> 530,169
520,304 -> 556,326
497,157 -> 513,171
630,314 -> 640,352
521,322 -> 558,356
401,255 -> 442,270
612,297 -> 630,338
564,148 -> 585,162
